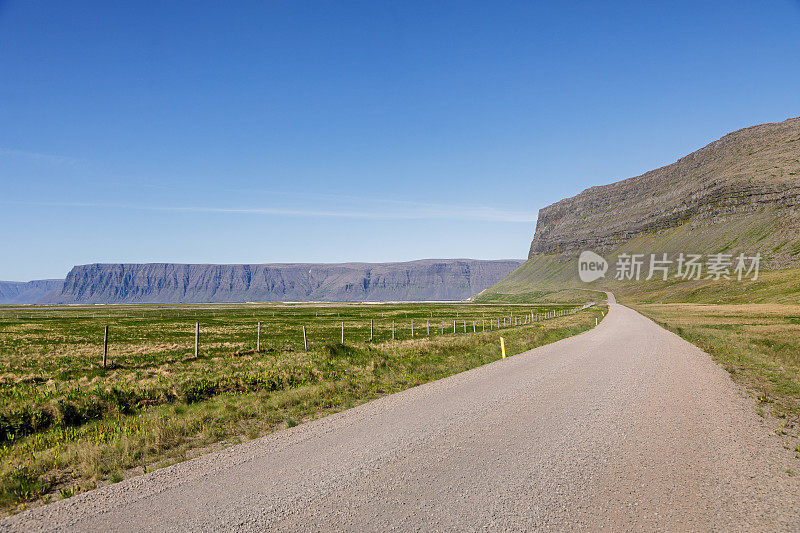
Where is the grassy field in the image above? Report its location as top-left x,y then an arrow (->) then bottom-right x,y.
0,301 -> 604,514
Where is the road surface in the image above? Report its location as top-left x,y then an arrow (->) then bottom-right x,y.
4,294 -> 800,531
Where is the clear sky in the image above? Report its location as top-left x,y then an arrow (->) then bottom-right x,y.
2,1 -> 799,281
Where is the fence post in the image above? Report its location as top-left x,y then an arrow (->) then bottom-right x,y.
411,319 -> 414,337
453,320 -> 456,334
341,322 -> 344,344
427,319 -> 430,335
102,325 -> 108,368
194,322 -> 199,357
370,319 -> 373,342
257,322 -> 261,353
392,320 -> 395,340
303,325 -> 308,351
463,320 -> 466,333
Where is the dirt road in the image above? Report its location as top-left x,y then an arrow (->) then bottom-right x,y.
4,295 -> 799,531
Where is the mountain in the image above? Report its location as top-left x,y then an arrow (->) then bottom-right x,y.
48,259 -> 524,304
482,116 -> 800,301
0,279 -> 63,305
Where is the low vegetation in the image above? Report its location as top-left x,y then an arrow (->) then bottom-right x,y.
0,302 -> 603,514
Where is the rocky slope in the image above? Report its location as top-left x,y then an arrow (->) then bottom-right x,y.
530,117 -> 800,262
484,117 -> 800,299
0,280 -> 63,305
48,259 -> 523,304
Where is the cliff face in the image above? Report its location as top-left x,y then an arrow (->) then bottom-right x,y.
529,117 -> 800,266
482,117 -> 800,300
51,259 -> 523,304
0,280 -> 63,305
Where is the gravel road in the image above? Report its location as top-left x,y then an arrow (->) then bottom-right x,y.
4,295 -> 800,531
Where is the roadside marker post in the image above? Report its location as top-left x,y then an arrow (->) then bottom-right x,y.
257,322 -> 261,353
303,325 -> 308,351
500,337 -> 506,359
102,325 -> 108,368
411,319 -> 414,337
194,322 -> 199,357
392,321 -> 395,340
341,322 -> 344,344
427,319 -> 430,335
370,319 -> 373,342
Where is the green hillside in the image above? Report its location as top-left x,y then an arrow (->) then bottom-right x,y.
479,118 -> 800,306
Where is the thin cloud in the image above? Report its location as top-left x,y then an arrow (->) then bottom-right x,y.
0,148 -> 82,167
130,183 -> 539,222
6,200 -> 538,223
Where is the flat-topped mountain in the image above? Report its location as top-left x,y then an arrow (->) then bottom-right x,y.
530,116 -> 800,263
484,117 -> 800,299
47,259 -> 523,304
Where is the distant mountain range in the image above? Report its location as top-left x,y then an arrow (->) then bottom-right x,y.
0,279 -> 63,305
1,259 -> 523,305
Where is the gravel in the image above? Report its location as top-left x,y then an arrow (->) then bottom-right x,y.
4,294 -> 799,531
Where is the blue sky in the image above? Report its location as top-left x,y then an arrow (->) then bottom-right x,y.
2,1 -> 799,281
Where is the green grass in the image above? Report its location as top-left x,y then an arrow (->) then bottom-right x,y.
0,301 -> 602,515
480,208 -> 800,304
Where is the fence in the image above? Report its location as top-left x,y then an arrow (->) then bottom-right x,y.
82,305 -> 588,366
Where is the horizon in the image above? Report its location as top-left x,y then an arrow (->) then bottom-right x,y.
2,1 -> 800,281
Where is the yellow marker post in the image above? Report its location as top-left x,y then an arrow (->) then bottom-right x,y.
500,336 -> 506,359
595,317 -> 598,326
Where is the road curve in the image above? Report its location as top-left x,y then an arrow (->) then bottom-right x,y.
4,295 -> 800,531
